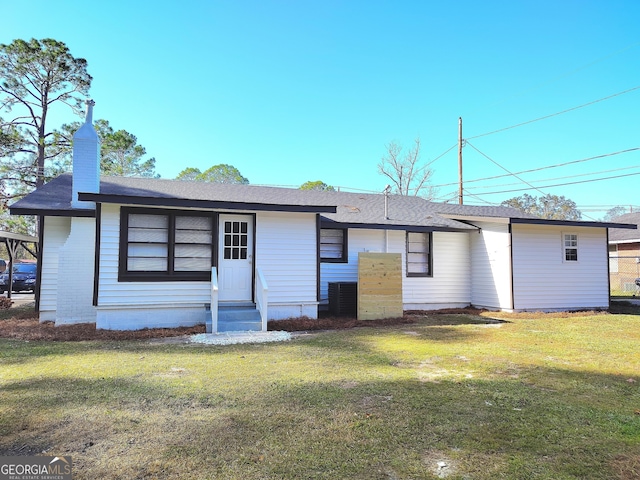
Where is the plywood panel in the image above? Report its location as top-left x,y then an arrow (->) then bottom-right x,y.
358,252 -> 403,320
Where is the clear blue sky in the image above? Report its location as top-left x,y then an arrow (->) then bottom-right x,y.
3,0 -> 639,219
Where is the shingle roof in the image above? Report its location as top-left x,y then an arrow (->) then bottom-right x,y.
609,212 -> 640,242
427,202 -> 540,220
10,174 -> 635,232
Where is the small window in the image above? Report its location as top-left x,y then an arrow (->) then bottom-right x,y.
223,220 -> 249,260
407,232 -> 432,277
563,233 -> 578,262
320,228 -> 347,262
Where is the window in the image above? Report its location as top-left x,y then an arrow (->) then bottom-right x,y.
563,233 -> 578,262
320,228 -> 347,262
120,208 -> 214,281
223,220 -> 248,260
406,232 -> 432,276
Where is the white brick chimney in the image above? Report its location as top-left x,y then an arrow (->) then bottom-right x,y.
53,99 -> 100,325
72,99 -> 99,208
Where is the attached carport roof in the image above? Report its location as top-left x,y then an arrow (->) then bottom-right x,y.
0,231 -> 39,244
0,230 -> 39,301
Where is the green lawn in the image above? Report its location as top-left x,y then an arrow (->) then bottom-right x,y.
1,311 -> 639,479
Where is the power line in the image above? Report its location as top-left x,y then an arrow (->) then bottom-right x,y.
463,163 -> 640,192
473,170 -> 640,196
425,143 -> 457,168
479,41 -> 640,111
431,147 -> 640,188
461,190 -> 498,206
465,141 -> 547,196
467,85 -> 640,140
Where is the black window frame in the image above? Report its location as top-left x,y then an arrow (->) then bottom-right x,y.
119,207 -> 217,282
406,231 -> 433,277
319,228 -> 348,263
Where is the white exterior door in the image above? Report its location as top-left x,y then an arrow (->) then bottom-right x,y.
218,214 -> 253,302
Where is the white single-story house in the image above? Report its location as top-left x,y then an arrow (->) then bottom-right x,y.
10,103 -> 637,331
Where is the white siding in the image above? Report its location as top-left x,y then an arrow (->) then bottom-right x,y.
96,206 -> 319,327
320,229 -> 385,303
512,225 -> 609,310
98,205 -> 211,306
470,221 -> 513,310
400,231 -> 471,310
97,305 -> 207,330
321,229 -> 471,311
39,217 -> 71,321
96,205 -> 211,329
255,212 -> 318,319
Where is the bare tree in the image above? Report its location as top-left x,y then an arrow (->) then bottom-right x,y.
377,137 -> 435,199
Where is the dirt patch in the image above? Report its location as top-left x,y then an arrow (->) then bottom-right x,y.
610,453 -> 640,480
0,316 -> 205,342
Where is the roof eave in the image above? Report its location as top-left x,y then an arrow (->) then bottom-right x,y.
609,238 -> 640,244
9,206 -> 95,218
0,231 -> 39,243
509,218 -> 638,229
78,193 -> 337,213
320,218 -> 478,232
439,214 -> 511,224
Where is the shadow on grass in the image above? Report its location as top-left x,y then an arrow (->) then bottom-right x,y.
1,366 -> 638,479
0,312 -> 503,366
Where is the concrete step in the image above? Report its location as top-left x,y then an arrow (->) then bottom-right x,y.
218,320 -> 263,332
216,304 -> 263,332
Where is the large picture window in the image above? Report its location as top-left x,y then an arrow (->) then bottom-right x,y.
120,208 -> 215,281
320,228 -> 347,262
406,232 -> 432,277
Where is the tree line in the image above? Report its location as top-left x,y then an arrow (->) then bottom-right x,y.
1,37 -> 629,246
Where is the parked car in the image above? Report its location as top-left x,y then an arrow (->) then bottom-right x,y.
0,262 -> 37,293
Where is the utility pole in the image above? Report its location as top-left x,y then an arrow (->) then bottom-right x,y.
458,117 -> 463,205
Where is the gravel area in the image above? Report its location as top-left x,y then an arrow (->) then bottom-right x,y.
190,331 -> 292,345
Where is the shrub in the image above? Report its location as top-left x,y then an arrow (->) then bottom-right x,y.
0,297 -> 14,309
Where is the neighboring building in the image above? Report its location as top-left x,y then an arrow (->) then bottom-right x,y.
608,212 -> 640,294
10,102 -> 637,331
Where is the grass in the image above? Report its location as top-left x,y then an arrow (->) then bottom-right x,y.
0,306 -> 639,479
